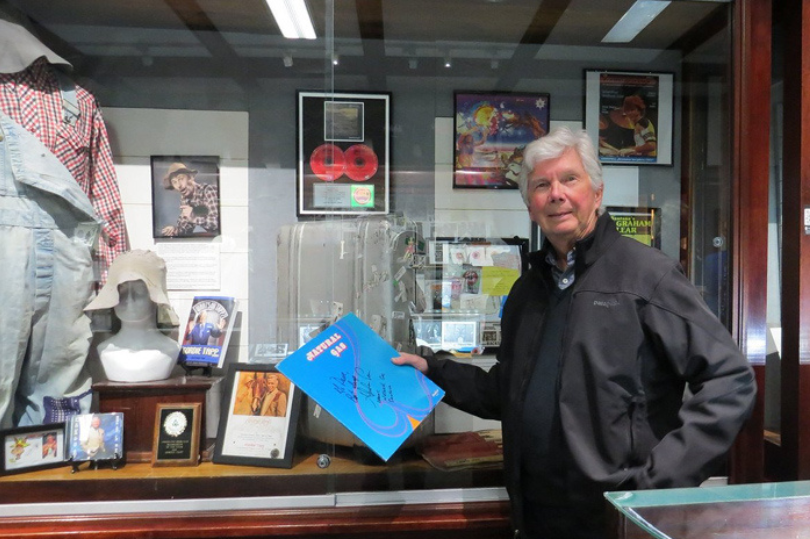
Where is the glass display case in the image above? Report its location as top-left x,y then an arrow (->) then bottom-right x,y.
607,481 -> 810,539
0,0 -> 766,537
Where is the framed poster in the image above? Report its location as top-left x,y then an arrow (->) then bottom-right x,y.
1,423 -> 68,475
453,91 -> 550,189
607,206 -> 662,249
151,155 -> 221,238
585,70 -> 674,166
297,91 -> 390,215
152,403 -> 202,467
213,363 -> 301,468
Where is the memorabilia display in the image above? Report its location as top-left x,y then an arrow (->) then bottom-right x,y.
152,403 -> 201,467
585,70 -> 674,165
276,215 -> 433,450
68,413 -> 124,462
416,237 -> 528,352
178,296 -> 239,369
151,155 -> 221,238
213,364 -> 301,468
277,313 -> 445,462
297,91 -> 390,215
94,376 -> 221,463
453,91 -> 550,188
1,423 -> 68,475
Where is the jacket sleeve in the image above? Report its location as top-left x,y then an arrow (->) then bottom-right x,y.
633,265 -> 757,489
422,348 -> 504,421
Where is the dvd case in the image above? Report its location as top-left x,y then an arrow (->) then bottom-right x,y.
178,296 -> 238,368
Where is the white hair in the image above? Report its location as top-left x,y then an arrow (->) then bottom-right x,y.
517,126 -> 604,211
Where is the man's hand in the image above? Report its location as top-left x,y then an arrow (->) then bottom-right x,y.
392,352 -> 428,374
161,225 -> 177,236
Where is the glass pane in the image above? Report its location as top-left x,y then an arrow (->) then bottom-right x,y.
0,0 -> 736,509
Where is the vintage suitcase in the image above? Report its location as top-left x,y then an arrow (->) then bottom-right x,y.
276,215 -> 431,453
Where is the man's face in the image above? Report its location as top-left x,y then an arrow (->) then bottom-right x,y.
526,147 -> 603,253
170,173 -> 194,196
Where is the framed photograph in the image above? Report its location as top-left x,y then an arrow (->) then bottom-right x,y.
453,91 -> 550,189
1,423 -> 68,475
297,91 -> 390,215
584,70 -> 674,166
213,363 -> 302,468
607,206 -> 662,249
441,320 -> 479,351
250,343 -> 289,364
152,403 -> 202,467
68,413 -> 124,462
151,155 -> 221,238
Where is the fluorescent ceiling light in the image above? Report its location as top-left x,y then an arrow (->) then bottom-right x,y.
602,1 -> 671,43
267,0 -> 316,40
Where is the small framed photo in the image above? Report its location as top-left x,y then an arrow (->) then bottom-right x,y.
584,70 -> 674,166
213,363 -> 302,468
250,343 -> 289,364
441,320 -> 479,351
453,91 -> 550,189
297,91 -> 390,216
68,413 -> 124,462
1,423 -> 68,475
152,155 -> 221,238
152,403 -> 202,467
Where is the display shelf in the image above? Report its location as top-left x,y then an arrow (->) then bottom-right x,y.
0,448 -> 504,505
0,450 -> 510,539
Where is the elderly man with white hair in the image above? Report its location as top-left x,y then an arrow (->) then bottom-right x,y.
394,126 -> 756,539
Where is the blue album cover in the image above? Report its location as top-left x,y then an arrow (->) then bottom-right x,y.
277,313 -> 444,461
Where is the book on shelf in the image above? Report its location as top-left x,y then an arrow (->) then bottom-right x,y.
178,296 -> 238,369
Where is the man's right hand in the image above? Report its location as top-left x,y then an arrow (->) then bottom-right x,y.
392,352 -> 428,374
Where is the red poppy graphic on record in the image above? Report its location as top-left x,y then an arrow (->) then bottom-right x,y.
344,144 -> 379,182
309,143 -> 346,181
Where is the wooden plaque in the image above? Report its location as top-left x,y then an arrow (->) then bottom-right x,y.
152,403 -> 201,467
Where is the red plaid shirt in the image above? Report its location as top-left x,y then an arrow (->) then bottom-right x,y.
0,58 -> 128,284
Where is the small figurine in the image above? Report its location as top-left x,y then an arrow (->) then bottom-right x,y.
85,250 -> 181,382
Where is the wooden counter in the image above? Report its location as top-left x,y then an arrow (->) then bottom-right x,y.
0,450 -> 511,539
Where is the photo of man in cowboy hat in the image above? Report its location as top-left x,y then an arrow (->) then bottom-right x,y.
152,157 -> 221,238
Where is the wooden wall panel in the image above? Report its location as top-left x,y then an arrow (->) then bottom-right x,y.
729,0 -> 771,484
780,0 -> 810,480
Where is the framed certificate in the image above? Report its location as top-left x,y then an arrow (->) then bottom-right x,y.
152,403 -> 202,467
213,364 -> 301,468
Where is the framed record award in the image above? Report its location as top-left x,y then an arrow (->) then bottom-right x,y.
297,91 -> 390,215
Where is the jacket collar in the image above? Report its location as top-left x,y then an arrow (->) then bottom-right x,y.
528,212 -> 620,274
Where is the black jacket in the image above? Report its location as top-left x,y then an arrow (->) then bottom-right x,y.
425,213 -> 756,535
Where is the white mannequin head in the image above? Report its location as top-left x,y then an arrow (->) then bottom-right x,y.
114,280 -> 156,325
97,280 -> 180,383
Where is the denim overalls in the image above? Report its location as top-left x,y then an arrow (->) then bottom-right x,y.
0,112 -> 99,427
